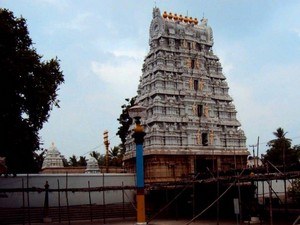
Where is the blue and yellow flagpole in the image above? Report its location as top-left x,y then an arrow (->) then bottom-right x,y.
132,121 -> 146,225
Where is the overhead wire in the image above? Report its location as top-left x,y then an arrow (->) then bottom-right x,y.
147,173 -> 201,223
184,168 -> 246,225
255,135 -> 300,147
81,134 -> 119,157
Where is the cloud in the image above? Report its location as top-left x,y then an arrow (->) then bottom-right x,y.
43,11 -> 95,36
58,12 -> 94,32
111,49 -> 146,60
32,0 -> 69,11
215,41 -> 248,75
230,62 -> 300,150
291,28 -> 300,38
90,49 -> 145,96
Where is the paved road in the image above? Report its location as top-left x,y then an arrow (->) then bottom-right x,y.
31,218 -> 294,225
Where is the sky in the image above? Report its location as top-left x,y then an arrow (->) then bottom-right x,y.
2,0 -> 300,158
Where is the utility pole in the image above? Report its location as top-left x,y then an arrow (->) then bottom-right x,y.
267,163 -> 273,225
283,141 -> 287,216
249,144 -> 257,167
103,130 -> 109,173
256,136 -> 260,166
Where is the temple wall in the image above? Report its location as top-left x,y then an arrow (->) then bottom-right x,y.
124,154 -> 247,183
0,173 -> 135,208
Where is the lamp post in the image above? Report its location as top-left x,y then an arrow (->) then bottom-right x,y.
103,130 -> 110,173
128,105 -> 147,225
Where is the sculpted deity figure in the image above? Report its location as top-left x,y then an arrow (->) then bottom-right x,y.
152,124 -> 159,131
192,102 -> 197,115
209,130 -> 214,145
169,124 -> 174,133
157,51 -> 163,58
169,39 -> 175,47
189,77 -> 193,90
159,38 -> 166,46
195,59 -> 201,69
199,79 -> 204,91
182,40 -> 188,48
192,42 -> 196,50
196,129 -> 201,145
182,39 -> 188,48
152,7 -> 160,18
174,122 -> 178,130
204,104 -> 209,117
201,18 -> 208,26
186,58 -> 191,68
154,95 -> 161,102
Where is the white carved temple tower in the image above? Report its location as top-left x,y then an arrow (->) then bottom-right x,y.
124,8 -> 249,183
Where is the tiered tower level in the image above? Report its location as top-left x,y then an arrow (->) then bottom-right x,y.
124,8 -> 249,183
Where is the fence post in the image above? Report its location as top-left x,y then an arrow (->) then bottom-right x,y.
122,182 -> 125,219
22,178 -> 25,225
43,181 -> 52,223
102,173 -> 106,224
65,172 -> 70,225
57,179 -> 61,223
88,181 -> 93,222
26,174 -> 31,225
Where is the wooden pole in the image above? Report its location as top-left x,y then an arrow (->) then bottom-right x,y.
267,164 -> 273,225
65,173 -> 70,225
122,182 -> 125,219
217,170 -> 220,225
26,174 -> 31,225
43,181 -> 50,222
102,173 -> 106,223
22,178 -> 25,225
88,181 -> 92,221
57,179 -> 61,223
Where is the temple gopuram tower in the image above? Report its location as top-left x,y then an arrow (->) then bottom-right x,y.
124,8 -> 249,183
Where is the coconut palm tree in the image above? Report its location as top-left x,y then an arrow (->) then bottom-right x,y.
265,127 -> 297,167
69,155 -> 78,167
78,156 -> 87,166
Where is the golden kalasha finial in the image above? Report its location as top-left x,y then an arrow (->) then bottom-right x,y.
163,11 -> 168,18
184,16 -> 189,23
173,13 -> 178,21
179,14 -> 183,22
194,18 -> 198,25
162,11 -> 198,24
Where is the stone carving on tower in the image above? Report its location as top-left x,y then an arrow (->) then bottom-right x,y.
124,8 -> 249,183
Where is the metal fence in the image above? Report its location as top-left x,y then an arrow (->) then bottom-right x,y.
0,173 -> 137,224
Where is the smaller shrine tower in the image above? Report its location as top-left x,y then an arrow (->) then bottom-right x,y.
42,143 -> 64,169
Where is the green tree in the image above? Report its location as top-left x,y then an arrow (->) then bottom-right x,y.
288,179 -> 300,204
68,155 -> 78,167
61,155 -> 69,167
293,145 -> 300,162
264,127 -> 298,167
33,149 -> 46,171
0,9 -> 64,173
116,97 -> 136,152
109,146 -> 123,167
